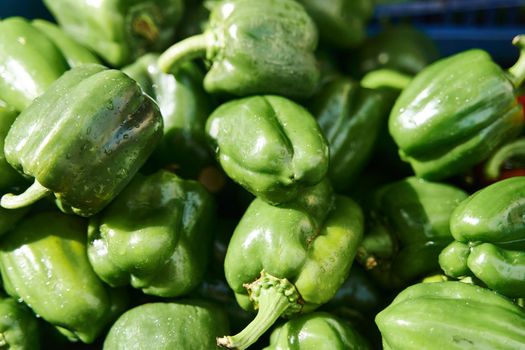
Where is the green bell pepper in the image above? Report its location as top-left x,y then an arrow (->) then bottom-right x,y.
0,211 -> 128,344
439,176 -> 525,298
123,54 -> 216,180
0,17 -> 68,111
389,36 -> 525,180
158,0 -> 320,98
0,101 -> 25,192
297,0 -> 373,48
104,300 -> 229,350
357,177 -> 468,289
376,281 -> 525,350
43,0 -> 184,67
308,77 -> 390,190
218,179 -> 364,349
87,170 -> 215,297
206,95 -> 329,204
1,64 -> 163,217
0,295 -> 41,350
264,312 -> 371,350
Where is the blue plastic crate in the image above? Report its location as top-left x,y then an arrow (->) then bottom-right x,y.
0,0 -> 52,20
371,0 -> 525,66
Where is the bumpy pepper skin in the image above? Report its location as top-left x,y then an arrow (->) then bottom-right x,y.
309,77 -> 389,190
0,296 -> 40,350
123,54 -> 216,179
104,300 -> 229,350
87,170 -> 215,297
264,312 -> 370,350
376,281 -> 525,350
0,211 -> 127,344
44,0 -> 184,67
218,179 -> 364,349
357,177 -> 468,289
158,0 -> 320,98
0,17 -> 68,111
1,64 -> 163,217
206,95 -> 329,204
389,44 -> 525,180
297,0 -> 373,48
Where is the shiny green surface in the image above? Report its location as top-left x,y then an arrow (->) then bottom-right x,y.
88,170 -> 215,297
206,95 -> 329,204
2,64 -> 163,216
104,300 -> 229,350
376,282 -> 525,350
0,211 -> 127,344
0,296 -> 40,350
159,0 -> 320,98
264,312 -> 370,350
0,101 -> 25,191
44,0 -> 184,66
0,17 -> 68,111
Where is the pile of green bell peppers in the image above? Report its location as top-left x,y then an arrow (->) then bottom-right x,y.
0,1 -> 524,349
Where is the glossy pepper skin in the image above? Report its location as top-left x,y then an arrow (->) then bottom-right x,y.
87,170 -> 215,297
389,36 -> 525,180
357,177 -> 468,289
308,77 -> 390,190
376,281 -> 525,350
0,295 -> 40,350
1,64 -> 163,217
44,0 -> 184,67
297,0 -> 373,48
206,95 -> 329,204
218,179 -> 364,349
0,17 -> 68,111
0,211 -> 128,344
104,300 -> 229,350
264,312 -> 370,350
158,0 -> 320,98
123,54 -> 216,180
439,176 -> 525,298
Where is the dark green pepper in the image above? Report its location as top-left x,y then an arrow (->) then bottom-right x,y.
308,77 -> 390,190
376,281 -> 525,350
0,211 -> 128,343
122,54 -> 216,180
264,312 -> 371,350
0,17 -> 68,111
158,0 -> 320,98
87,170 -> 215,297
297,0 -> 373,49
439,176 -> 525,298
0,295 -> 41,350
389,36 -> 525,180
1,64 -> 163,217
218,179 -> 364,349
44,0 -> 185,67
104,300 -> 229,350
357,177 -> 468,289
206,95 -> 329,204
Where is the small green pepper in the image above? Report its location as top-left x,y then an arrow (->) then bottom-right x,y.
206,95 -> 329,204
264,312 -> 371,350
218,179 -> 364,349
158,0 -> 320,98
87,170 -> 215,297
1,64 -> 163,217
389,36 -> 525,180
0,295 -> 41,350
376,281 -> 525,350
104,300 -> 230,350
0,211 -> 128,344
43,0 -> 185,66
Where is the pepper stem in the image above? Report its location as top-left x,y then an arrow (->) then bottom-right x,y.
508,35 -> 525,88
158,33 -> 210,73
360,69 -> 412,91
216,272 -> 302,350
1,180 -> 51,209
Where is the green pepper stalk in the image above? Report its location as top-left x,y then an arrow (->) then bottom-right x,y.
217,179 -> 364,349
158,0 -> 320,98
482,137 -> 525,182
